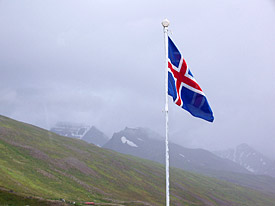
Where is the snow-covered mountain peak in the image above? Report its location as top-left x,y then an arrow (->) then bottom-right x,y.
50,122 -> 90,139
50,122 -> 108,147
214,144 -> 275,178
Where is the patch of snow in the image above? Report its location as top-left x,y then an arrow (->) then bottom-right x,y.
137,138 -> 144,141
121,136 -> 138,147
179,154 -> 185,158
78,126 -> 91,139
246,165 -> 255,173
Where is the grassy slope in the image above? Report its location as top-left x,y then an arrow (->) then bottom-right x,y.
0,187 -> 68,206
0,115 -> 275,206
207,170 -> 275,196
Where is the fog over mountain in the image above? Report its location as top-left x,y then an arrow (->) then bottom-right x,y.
0,0 -> 274,158
103,127 -> 251,175
214,143 -> 275,177
50,122 -> 109,147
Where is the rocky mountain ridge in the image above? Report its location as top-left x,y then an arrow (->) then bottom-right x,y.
214,143 -> 275,178
50,122 -> 108,146
103,127 -> 251,175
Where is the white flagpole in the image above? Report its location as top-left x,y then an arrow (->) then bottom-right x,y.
162,18 -> 170,206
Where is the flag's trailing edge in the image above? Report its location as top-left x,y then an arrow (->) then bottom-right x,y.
168,36 -> 214,122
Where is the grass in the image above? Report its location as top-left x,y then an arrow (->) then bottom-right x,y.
0,188 -> 68,206
0,115 -> 275,206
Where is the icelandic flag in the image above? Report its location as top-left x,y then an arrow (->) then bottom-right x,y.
168,36 -> 214,122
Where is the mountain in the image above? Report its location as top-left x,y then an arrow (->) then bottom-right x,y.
50,122 -> 90,138
214,143 -> 275,178
104,127 -> 250,175
50,122 -> 108,147
82,126 -> 109,146
1,115 -> 275,206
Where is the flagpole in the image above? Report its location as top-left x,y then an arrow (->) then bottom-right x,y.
162,18 -> 170,206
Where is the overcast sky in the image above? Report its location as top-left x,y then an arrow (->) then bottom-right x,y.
0,0 -> 274,158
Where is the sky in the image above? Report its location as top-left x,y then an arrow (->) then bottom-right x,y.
0,0 -> 275,158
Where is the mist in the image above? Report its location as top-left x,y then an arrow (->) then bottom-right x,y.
0,0 -> 274,158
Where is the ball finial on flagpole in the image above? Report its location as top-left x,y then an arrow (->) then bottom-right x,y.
162,19 -> 170,28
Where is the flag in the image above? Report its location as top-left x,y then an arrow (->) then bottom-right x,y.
168,36 -> 214,122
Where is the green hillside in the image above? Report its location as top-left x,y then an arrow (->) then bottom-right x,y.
0,115 -> 275,206
0,187 -> 67,206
